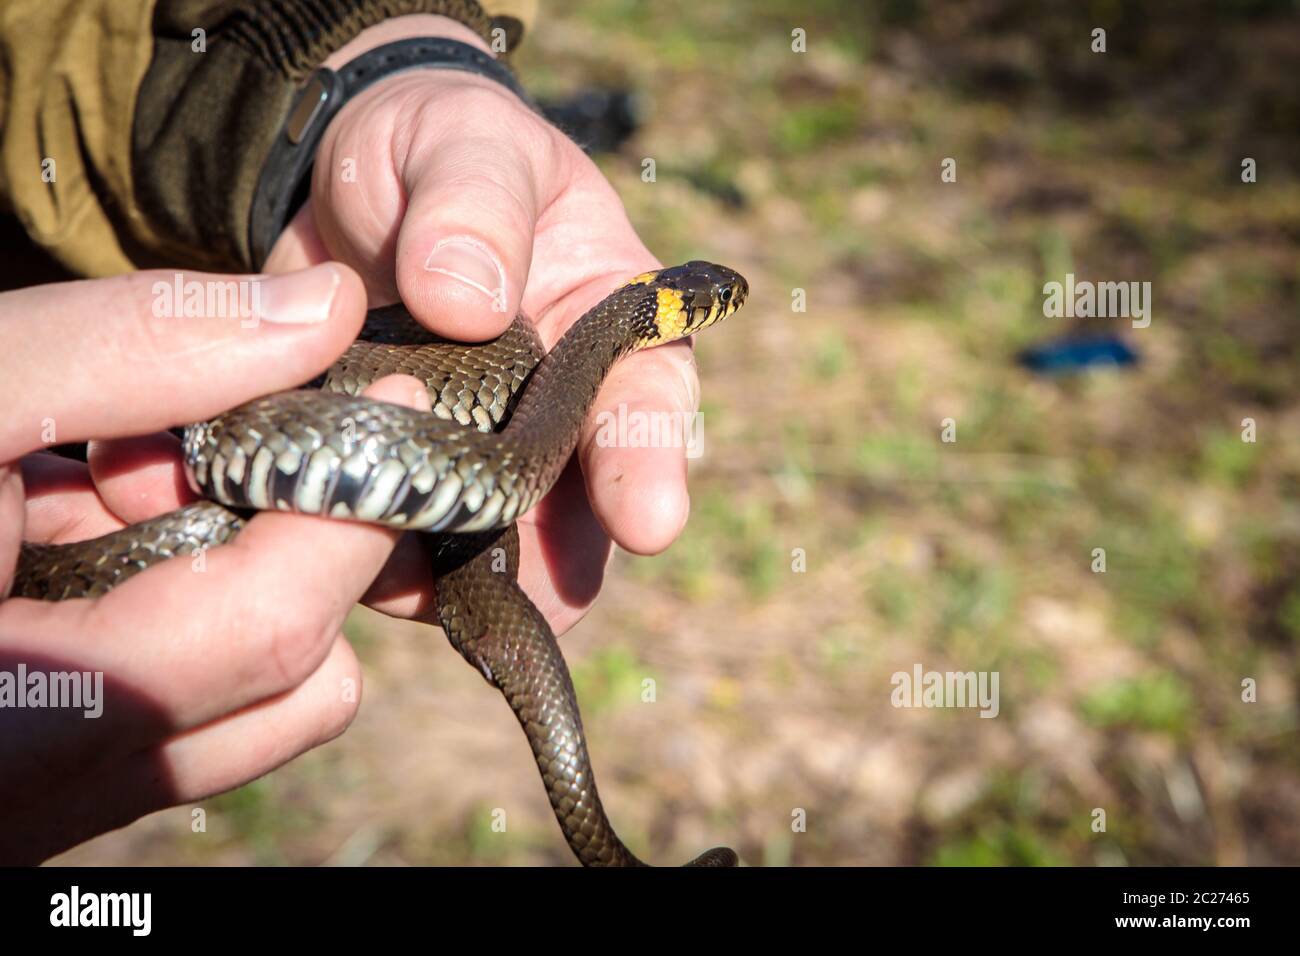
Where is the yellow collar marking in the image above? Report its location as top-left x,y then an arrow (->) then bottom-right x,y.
654,288 -> 688,341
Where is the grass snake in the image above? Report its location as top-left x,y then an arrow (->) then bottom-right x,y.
13,260 -> 749,867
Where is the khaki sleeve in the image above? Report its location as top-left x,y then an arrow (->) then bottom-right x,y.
0,0 -> 159,276
0,0 -> 537,279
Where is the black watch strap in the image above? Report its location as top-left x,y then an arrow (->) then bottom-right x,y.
249,37 -> 530,268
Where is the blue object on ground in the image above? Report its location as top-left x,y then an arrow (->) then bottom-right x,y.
1018,334 -> 1139,374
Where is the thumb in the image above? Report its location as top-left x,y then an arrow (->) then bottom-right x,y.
394,135 -> 540,340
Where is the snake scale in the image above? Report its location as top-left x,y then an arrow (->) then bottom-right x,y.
13,261 -> 748,867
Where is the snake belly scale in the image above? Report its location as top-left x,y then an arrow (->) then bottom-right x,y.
13,261 -> 749,867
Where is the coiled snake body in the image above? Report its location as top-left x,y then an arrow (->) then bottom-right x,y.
14,261 -> 748,867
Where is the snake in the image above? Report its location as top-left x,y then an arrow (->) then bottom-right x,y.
13,260 -> 748,867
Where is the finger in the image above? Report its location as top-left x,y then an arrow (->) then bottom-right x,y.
393,82 -> 551,339
516,456 -> 610,632
579,339 -> 700,556
0,263 -> 367,462
360,531 -> 435,618
17,453 -> 123,545
0,636 -> 361,865
519,155 -> 660,334
117,636 -> 362,809
87,432 -> 192,526
262,200 -> 331,274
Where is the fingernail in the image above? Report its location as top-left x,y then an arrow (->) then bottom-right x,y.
256,263 -> 341,324
423,236 -> 505,305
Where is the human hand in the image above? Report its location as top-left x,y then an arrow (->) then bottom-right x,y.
266,15 -> 703,634
0,264 -> 430,863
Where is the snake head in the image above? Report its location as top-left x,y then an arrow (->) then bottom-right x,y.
626,260 -> 749,348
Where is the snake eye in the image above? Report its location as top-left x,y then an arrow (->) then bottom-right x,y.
720,288 -> 732,304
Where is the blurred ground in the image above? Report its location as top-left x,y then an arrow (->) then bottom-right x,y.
56,0 -> 1300,866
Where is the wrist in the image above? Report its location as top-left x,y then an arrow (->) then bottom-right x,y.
324,14 -> 495,70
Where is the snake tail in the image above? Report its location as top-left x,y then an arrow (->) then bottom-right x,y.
429,526 -> 738,868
